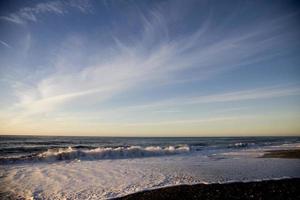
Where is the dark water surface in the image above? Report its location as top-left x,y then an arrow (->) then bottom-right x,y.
0,135 -> 299,163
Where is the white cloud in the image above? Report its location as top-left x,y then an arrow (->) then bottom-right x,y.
105,85 -> 300,113
0,40 -> 11,49
0,0 -> 92,24
0,15 -> 24,24
7,3 -> 300,120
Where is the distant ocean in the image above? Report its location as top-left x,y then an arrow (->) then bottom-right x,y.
1,136 -> 299,163
1,136 -> 300,199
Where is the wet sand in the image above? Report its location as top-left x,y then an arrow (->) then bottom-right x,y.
116,178 -> 300,200
262,149 -> 300,159
116,150 -> 300,200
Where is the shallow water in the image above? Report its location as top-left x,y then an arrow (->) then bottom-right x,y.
0,136 -> 299,199
1,136 -> 299,163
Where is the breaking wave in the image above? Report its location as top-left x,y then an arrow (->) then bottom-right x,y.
227,142 -> 253,148
0,145 -> 190,164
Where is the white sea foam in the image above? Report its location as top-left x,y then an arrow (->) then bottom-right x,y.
1,141 -> 300,199
37,145 -> 190,161
0,145 -> 190,164
1,148 -> 300,200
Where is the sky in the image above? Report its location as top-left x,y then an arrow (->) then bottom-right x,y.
0,0 -> 300,136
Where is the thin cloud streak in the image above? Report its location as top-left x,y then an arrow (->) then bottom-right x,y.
115,116 -> 249,127
113,86 -> 300,112
1,1 -> 299,136
11,7 -> 299,117
0,0 -> 92,24
0,40 -> 11,48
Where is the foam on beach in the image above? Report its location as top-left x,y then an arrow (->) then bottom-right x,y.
1,138 -> 300,199
1,149 -> 300,199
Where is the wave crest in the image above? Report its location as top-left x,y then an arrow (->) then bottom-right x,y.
1,145 -> 190,164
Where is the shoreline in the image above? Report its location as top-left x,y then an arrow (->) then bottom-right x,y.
114,149 -> 300,200
261,149 -> 300,159
115,178 -> 300,200
1,142 -> 299,199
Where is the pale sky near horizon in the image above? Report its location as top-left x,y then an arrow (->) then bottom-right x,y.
0,0 -> 300,136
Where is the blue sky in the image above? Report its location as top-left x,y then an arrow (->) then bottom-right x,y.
0,0 -> 300,136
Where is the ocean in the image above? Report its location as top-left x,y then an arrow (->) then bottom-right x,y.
0,136 -> 300,199
1,136 -> 299,163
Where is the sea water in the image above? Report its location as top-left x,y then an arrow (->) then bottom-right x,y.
0,136 -> 299,199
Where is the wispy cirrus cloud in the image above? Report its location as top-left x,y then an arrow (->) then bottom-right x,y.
9,4 -> 300,118
0,0 -> 92,24
0,40 -> 11,49
118,85 -> 300,112
115,116 -> 247,127
1,1 -> 299,136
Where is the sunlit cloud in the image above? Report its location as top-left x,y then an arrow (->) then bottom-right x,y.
0,0 -> 299,135
113,85 -> 300,112
11,9 -> 299,116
